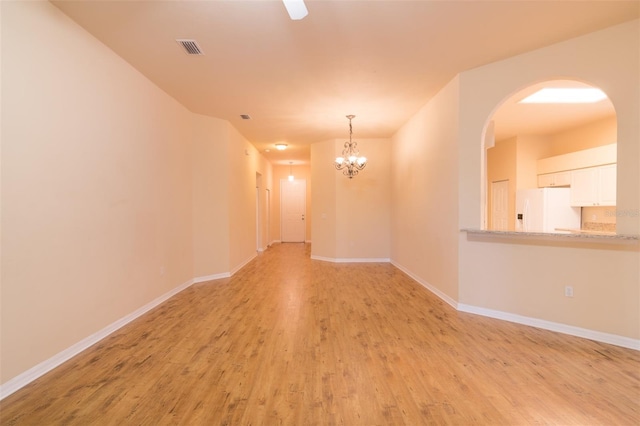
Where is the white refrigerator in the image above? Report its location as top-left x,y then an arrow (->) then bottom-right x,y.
515,188 -> 580,233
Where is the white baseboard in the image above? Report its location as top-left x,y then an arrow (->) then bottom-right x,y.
0,277 -> 196,400
193,272 -> 231,283
390,260 -> 458,309
230,253 -> 256,276
311,255 -> 391,263
458,303 -> 640,351
391,260 -> 639,351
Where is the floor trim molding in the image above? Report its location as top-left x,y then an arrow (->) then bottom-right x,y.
230,253 -> 257,276
390,260 -> 458,309
391,260 -> 639,351
1,259 -> 256,400
0,277 -> 196,400
193,272 -> 231,283
458,304 -> 640,351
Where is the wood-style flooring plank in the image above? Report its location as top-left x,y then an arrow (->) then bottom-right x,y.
1,243 -> 639,425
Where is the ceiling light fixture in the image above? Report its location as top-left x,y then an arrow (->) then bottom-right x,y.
288,162 -> 295,182
519,88 -> 607,104
335,115 -> 367,179
275,143 -> 288,150
282,0 -> 308,20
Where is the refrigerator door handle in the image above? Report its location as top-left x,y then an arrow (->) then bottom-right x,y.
523,199 -> 530,232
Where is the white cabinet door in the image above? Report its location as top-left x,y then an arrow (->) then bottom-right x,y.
570,165 -> 616,206
570,168 -> 598,206
538,174 -> 554,188
538,171 -> 571,188
598,164 -> 617,206
553,171 -> 572,187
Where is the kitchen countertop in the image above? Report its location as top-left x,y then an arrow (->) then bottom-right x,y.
461,228 -> 639,243
555,228 -> 617,235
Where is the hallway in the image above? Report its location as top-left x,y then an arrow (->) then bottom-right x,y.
1,243 -> 638,425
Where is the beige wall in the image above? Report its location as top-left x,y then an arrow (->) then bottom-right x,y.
226,124 -> 272,272
335,139 -> 391,259
192,115 -> 230,278
457,20 -> 639,339
391,77 -> 460,302
1,1 -> 273,388
311,141 -> 338,258
249,147 -> 273,254
192,116 -> 272,278
515,135 -> 552,189
311,138 -> 391,260
1,2 -> 194,382
460,236 -> 639,338
549,116 -> 617,155
272,164 -> 312,243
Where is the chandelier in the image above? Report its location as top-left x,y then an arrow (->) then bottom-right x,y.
334,115 -> 367,179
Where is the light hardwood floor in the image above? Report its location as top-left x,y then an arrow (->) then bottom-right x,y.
1,243 -> 639,425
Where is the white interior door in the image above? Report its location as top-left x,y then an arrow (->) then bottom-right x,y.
281,179 -> 306,242
491,180 -> 509,231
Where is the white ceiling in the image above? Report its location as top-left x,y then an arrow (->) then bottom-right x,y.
51,0 -> 638,165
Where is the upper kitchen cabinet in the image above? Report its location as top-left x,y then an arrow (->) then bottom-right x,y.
570,164 -> 616,207
537,171 -> 571,188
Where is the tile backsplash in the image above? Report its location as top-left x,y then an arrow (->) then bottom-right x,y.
582,206 -> 616,232
582,221 -> 616,232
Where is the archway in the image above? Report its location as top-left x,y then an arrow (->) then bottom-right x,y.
482,79 -> 617,233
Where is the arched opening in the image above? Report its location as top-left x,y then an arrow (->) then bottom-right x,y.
482,79 -> 617,234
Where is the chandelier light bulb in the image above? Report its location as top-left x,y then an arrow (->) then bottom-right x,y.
334,115 -> 367,179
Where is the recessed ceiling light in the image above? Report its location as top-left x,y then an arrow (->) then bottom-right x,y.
519,88 -> 607,104
275,143 -> 288,150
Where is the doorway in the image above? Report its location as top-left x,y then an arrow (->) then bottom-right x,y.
281,179 -> 306,242
491,180 -> 509,231
256,173 -> 263,252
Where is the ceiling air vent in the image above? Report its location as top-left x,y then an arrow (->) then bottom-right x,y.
240,114 -> 251,120
176,39 -> 204,55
